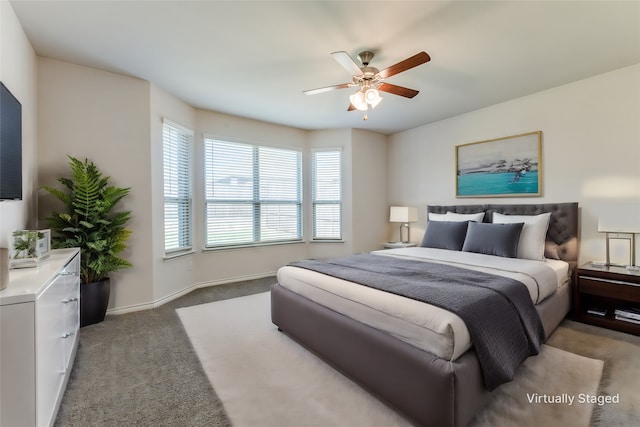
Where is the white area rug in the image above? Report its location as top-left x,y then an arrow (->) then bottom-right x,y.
177,292 -> 603,427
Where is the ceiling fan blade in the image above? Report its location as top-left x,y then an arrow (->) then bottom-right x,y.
377,82 -> 419,98
347,103 -> 357,111
377,51 -> 431,79
331,51 -> 364,77
303,83 -> 351,96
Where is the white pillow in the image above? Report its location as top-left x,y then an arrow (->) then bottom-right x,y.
492,212 -> 551,260
428,211 -> 485,222
427,212 -> 448,221
445,211 -> 485,222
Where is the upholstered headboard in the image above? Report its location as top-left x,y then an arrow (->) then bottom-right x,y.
427,202 -> 579,271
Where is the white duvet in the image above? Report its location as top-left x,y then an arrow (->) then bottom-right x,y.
277,247 -> 569,361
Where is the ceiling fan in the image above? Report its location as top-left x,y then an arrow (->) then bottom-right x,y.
303,50 -> 431,120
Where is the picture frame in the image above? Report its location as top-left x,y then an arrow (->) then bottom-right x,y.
455,131 -> 542,198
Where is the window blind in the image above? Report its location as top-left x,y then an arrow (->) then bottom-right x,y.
163,121 -> 193,254
204,138 -> 302,248
312,150 -> 342,240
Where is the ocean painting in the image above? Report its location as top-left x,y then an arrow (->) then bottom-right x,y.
456,131 -> 541,197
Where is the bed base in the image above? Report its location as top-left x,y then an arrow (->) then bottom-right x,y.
271,281 -> 570,427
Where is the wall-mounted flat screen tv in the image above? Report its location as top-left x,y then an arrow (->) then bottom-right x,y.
0,82 -> 22,201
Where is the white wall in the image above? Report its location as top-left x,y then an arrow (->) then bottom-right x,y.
388,64 -> 640,264
37,58 -> 154,311
0,0 -> 37,247
149,84 -> 197,304
351,129 -> 388,252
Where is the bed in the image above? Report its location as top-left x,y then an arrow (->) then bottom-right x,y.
271,202 -> 578,427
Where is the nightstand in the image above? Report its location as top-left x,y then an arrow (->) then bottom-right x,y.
382,242 -> 417,249
574,263 -> 640,336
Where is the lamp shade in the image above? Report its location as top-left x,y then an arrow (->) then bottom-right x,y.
349,90 -> 368,111
390,206 -> 418,223
364,88 -> 382,108
597,204 -> 640,233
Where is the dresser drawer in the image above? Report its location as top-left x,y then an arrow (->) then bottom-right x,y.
0,302 -> 36,427
37,275 -> 67,426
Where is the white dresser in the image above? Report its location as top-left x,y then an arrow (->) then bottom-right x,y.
0,248 -> 80,427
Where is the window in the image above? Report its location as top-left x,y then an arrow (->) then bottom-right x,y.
204,138 -> 302,248
312,150 -> 342,240
163,120 -> 193,255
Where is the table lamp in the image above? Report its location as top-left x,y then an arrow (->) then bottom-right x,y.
390,206 -> 418,243
598,206 -> 640,269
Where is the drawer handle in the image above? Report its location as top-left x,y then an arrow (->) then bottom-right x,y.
58,271 -> 78,277
62,332 -> 75,339
62,297 -> 79,304
580,276 -> 640,287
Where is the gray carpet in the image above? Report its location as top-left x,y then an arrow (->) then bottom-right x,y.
546,320 -> 640,427
55,277 -> 274,427
56,278 -> 640,426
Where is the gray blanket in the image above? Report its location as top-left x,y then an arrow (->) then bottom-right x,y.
291,253 -> 546,390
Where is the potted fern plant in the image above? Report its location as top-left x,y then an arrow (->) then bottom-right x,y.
43,156 -> 132,326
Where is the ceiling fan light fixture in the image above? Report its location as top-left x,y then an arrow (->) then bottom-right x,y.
365,88 -> 382,108
349,90 -> 368,111
364,88 -> 379,102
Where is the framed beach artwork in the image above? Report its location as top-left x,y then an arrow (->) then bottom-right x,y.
455,131 -> 542,198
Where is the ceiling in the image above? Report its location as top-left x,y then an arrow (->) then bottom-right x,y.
10,0 -> 640,135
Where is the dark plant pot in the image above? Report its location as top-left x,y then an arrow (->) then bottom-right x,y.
80,278 -> 110,327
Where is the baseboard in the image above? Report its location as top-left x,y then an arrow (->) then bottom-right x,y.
106,271 -> 277,316
193,271 -> 276,290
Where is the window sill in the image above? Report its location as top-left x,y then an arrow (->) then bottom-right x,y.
204,240 -> 305,251
163,250 -> 196,260
310,239 -> 344,244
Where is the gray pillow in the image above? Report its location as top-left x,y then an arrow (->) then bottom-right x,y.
421,221 -> 469,251
462,222 -> 524,258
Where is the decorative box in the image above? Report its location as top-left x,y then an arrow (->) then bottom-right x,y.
9,229 -> 51,269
